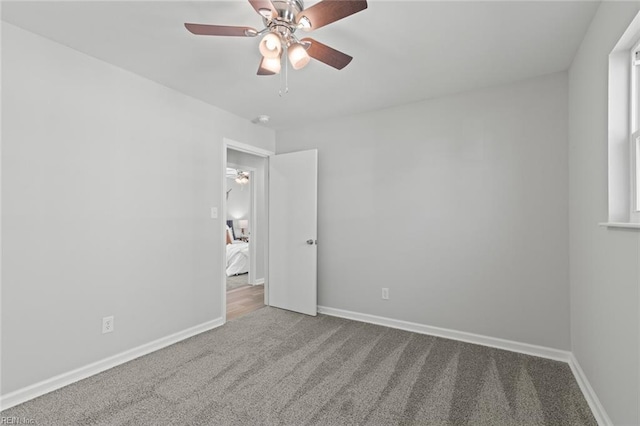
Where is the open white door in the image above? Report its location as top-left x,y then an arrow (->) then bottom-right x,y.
269,149 -> 318,316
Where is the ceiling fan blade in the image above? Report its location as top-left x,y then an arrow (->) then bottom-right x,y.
184,23 -> 258,37
301,38 -> 352,70
248,0 -> 277,19
257,58 -> 277,75
296,0 -> 367,31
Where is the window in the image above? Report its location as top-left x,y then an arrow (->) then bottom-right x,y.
605,12 -> 640,227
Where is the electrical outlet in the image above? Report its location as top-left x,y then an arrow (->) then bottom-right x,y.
382,288 -> 389,300
102,316 -> 114,334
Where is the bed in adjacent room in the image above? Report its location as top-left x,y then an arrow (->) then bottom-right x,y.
226,221 -> 249,277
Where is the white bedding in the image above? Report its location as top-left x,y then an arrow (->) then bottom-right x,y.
226,241 -> 249,276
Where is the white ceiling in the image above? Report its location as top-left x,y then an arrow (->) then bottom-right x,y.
2,1 -> 600,130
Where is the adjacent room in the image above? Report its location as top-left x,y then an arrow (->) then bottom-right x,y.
225,148 -> 267,320
1,1 -> 639,425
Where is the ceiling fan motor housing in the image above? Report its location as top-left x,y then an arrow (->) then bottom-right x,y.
262,0 -> 305,48
270,0 -> 304,24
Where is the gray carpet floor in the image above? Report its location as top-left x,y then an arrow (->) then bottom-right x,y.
227,273 -> 249,291
1,307 -> 596,425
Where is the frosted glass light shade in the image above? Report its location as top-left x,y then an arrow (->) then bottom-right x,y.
259,33 -> 282,59
239,220 -> 249,230
288,43 -> 310,70
261,56 -> 281,74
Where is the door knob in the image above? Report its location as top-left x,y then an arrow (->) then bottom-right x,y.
306,239 -> 314,245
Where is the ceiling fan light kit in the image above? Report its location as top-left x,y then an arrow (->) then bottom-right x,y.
185,0 -> 367,76
259,32 -> 282,58
259,56 -> 282,75
288,42 -> 311,70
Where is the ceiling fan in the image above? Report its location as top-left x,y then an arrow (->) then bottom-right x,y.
184,0 -> 368,75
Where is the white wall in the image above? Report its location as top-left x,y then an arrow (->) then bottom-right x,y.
568,2 -> 640,425
0,23 -> 275,395
227,150 -> 267,281
277,72 -> 570,350
226,177 -> 251,225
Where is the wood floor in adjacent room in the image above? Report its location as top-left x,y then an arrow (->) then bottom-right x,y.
226,284 -> 264,320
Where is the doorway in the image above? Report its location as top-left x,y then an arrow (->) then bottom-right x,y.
223,140 -> 271,321
221,138 -> 318,321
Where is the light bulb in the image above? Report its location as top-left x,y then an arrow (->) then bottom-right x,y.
266,38 -> 277,50
259,33 -> 282,59
288,43 -> 310,70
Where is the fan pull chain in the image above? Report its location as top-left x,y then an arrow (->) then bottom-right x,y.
279,46 -> 289,97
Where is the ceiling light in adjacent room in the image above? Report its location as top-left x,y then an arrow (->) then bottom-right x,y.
235,171 -> 249,185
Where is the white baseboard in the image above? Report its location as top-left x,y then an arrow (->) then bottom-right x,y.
317,306 -> 614,424
253,278 -> 264,285
2,308 -> 610,426
568,354 -> 612,426
0,317 -> 225,411
317,306 -> 571,362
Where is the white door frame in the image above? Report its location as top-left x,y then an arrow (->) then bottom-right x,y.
221,138 -> 273,322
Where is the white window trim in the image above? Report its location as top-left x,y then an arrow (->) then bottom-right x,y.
602,12 -> 640,230
629,38 -> 640,223
631,132 -> 640,222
